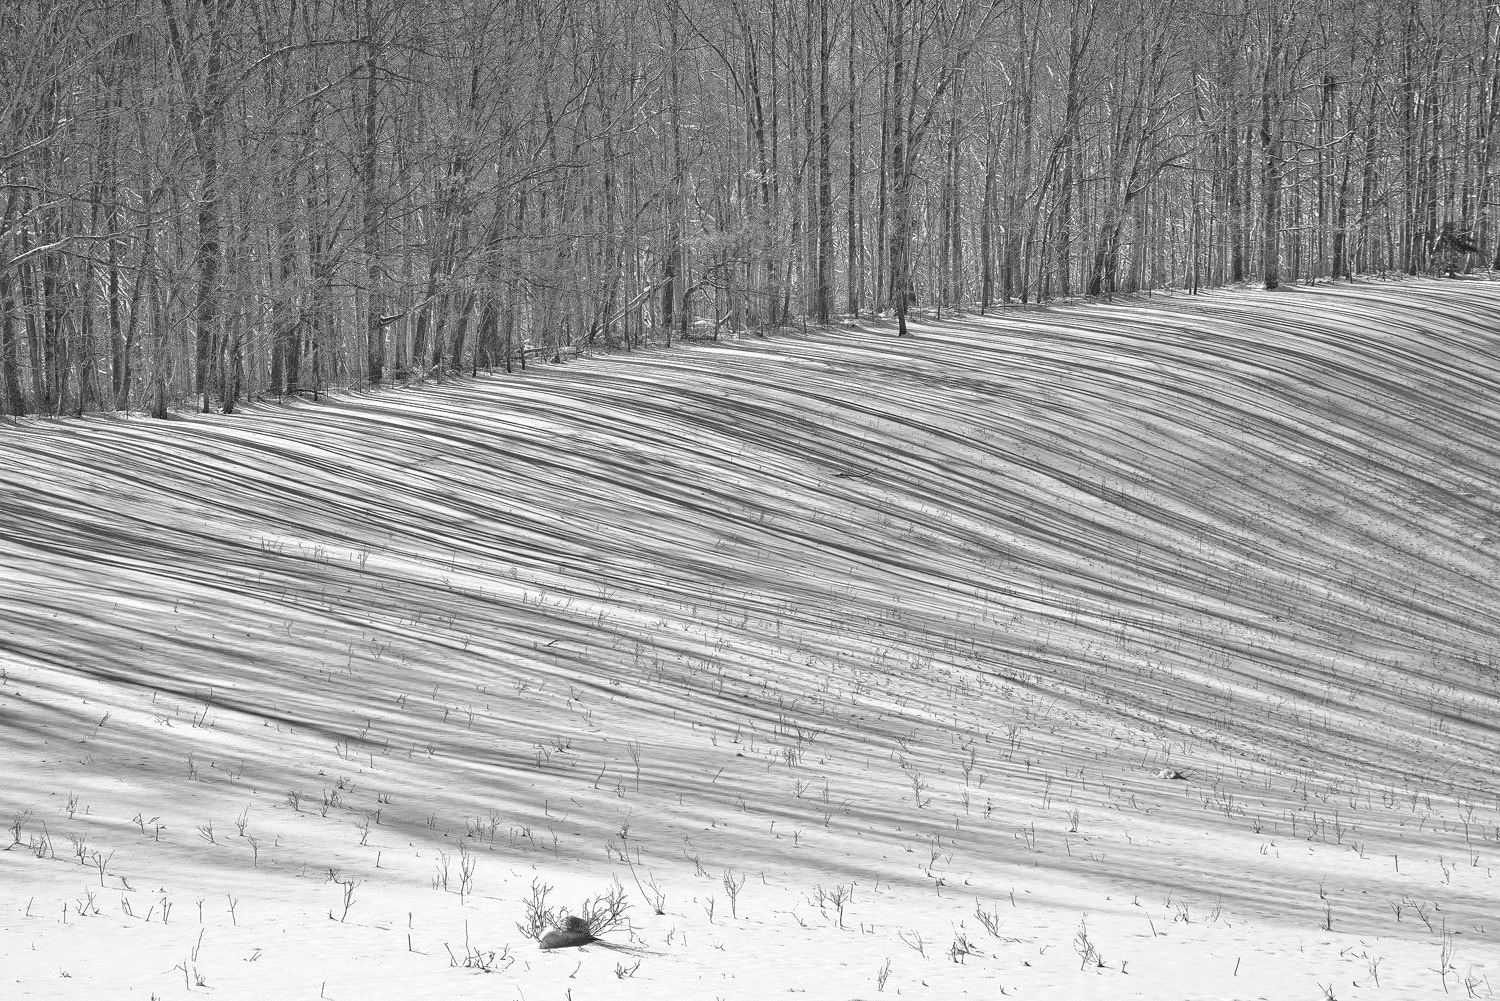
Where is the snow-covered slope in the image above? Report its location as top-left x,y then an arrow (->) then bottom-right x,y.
3,278 -> 1498,999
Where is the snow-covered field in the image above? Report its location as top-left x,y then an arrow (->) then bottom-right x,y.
3,278 -> 1498,1000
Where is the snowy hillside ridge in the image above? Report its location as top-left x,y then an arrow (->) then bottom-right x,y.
2,278 -> 1497,999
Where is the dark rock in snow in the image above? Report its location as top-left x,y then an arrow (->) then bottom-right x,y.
539,915 -> 595,950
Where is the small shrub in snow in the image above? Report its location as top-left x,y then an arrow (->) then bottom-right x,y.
519,878 -> 631,949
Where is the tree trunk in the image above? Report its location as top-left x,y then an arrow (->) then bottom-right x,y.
814,0 -> 833,322
0,272 -> 25,416
1259,13 -> 1285,291
362,15 -> 387,385
845,0 -> 860,317
887,0 -> 908,335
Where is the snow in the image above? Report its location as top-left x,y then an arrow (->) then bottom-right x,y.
2,277 -> 1498,999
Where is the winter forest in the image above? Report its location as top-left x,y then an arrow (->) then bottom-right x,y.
2,0 -> 1496,418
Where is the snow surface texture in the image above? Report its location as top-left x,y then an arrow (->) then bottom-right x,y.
2,279 -> 1498,999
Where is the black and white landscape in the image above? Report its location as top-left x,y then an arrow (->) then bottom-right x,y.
5,1 -> 1500,996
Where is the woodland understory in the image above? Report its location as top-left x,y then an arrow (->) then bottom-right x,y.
2,0 -> 1496,417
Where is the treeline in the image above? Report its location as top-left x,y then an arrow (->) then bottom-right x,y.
2,0 -> 1495,416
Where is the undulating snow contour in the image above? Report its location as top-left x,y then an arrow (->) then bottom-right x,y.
2,278 -> 1498,999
